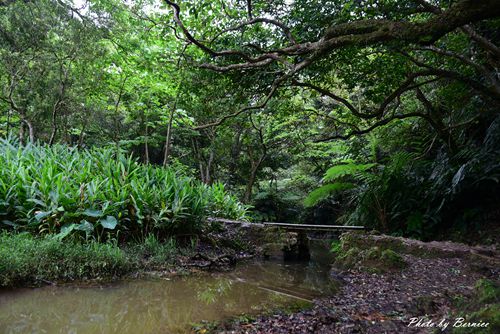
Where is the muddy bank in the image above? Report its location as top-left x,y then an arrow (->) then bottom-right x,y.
216,233 -> 499,334
0,223 -> 259,288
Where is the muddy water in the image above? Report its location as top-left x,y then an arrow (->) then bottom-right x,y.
0,259 -> 337,334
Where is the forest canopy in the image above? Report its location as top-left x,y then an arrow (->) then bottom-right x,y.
1,0 -> 499,241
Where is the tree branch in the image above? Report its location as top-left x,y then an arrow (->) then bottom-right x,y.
194,74 -> 287,130
166,0 -> 500,73
211,17 -> 297,45
246,0 -> 252,20
314,112 -> 430,142
293,73 -> 441,119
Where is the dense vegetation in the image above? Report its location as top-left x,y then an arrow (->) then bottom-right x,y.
1,0 -> 499,243
1,2 -> 498,332
0,231 -> 192,286
0,138 -> 247,240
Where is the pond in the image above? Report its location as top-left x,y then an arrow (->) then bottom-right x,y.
0,242 -> 337,334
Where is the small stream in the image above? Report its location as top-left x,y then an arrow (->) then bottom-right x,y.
0,240 -> 337,334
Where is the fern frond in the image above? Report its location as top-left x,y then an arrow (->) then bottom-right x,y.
304,182 -> 354,207
323,163 -> 376,182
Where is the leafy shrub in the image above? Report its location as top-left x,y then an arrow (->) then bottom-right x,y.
0,138 -> 248,240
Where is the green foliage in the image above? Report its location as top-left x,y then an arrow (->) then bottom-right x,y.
0,138 -> 248,240
127,234 -> 178,268
0,232 -> 129,287
0,0 -> 499,243
334,245 -> 406,272
323,163 -> 376,182
344,118 -> 500,238
453,279 -> 500,334
330,240 -> 342,255
304,162 -> 375,208
304,182 -> 354,207
476,279 -> 500,304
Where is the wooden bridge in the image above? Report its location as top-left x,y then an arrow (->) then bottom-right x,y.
207,217 -> 366,232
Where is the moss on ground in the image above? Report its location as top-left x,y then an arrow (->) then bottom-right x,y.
334,245 -> 406,272
452,279 -> 500,334
475,279 -> 500,304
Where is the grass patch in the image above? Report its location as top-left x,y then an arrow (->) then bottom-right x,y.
126,234 -> 181,269
0,232 -> 199,287
0,232 -> 130,287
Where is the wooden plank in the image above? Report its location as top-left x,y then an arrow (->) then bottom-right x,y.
207,217 -> 365,231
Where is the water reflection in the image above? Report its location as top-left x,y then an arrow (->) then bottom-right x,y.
0,260 -> 337,334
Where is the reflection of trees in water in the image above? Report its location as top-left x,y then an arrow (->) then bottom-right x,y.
0,262 -> 336,334
196,278 -> 233,305
235,260 -> 336,297
0,281 -> 200,333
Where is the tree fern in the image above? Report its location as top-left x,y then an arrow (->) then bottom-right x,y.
304,182 -> 354,207
304,162 -> 376,208
323,163 -> 376,182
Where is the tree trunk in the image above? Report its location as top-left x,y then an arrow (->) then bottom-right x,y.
229,128 -> 243,177
244,169 -> 257,203
205,149 -> 215,184
113,76 -> 127,156
78,125 -> 85,148
19,120 -> 25,144
163,103 -> 175,166
25,119 -> 34,143
144,127 -> 150,164
49,108 -> 58,145
244,155 -> 265,203
49,64 -> 68,146
163,45 -> 187,166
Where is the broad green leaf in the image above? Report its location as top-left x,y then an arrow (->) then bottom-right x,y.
34,211 -> 51,222
100,216 -> 118,230
2,220 -> 19,228
83,209 -> 103,218
76,220 -> 94,236
54,223 -> 77,241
